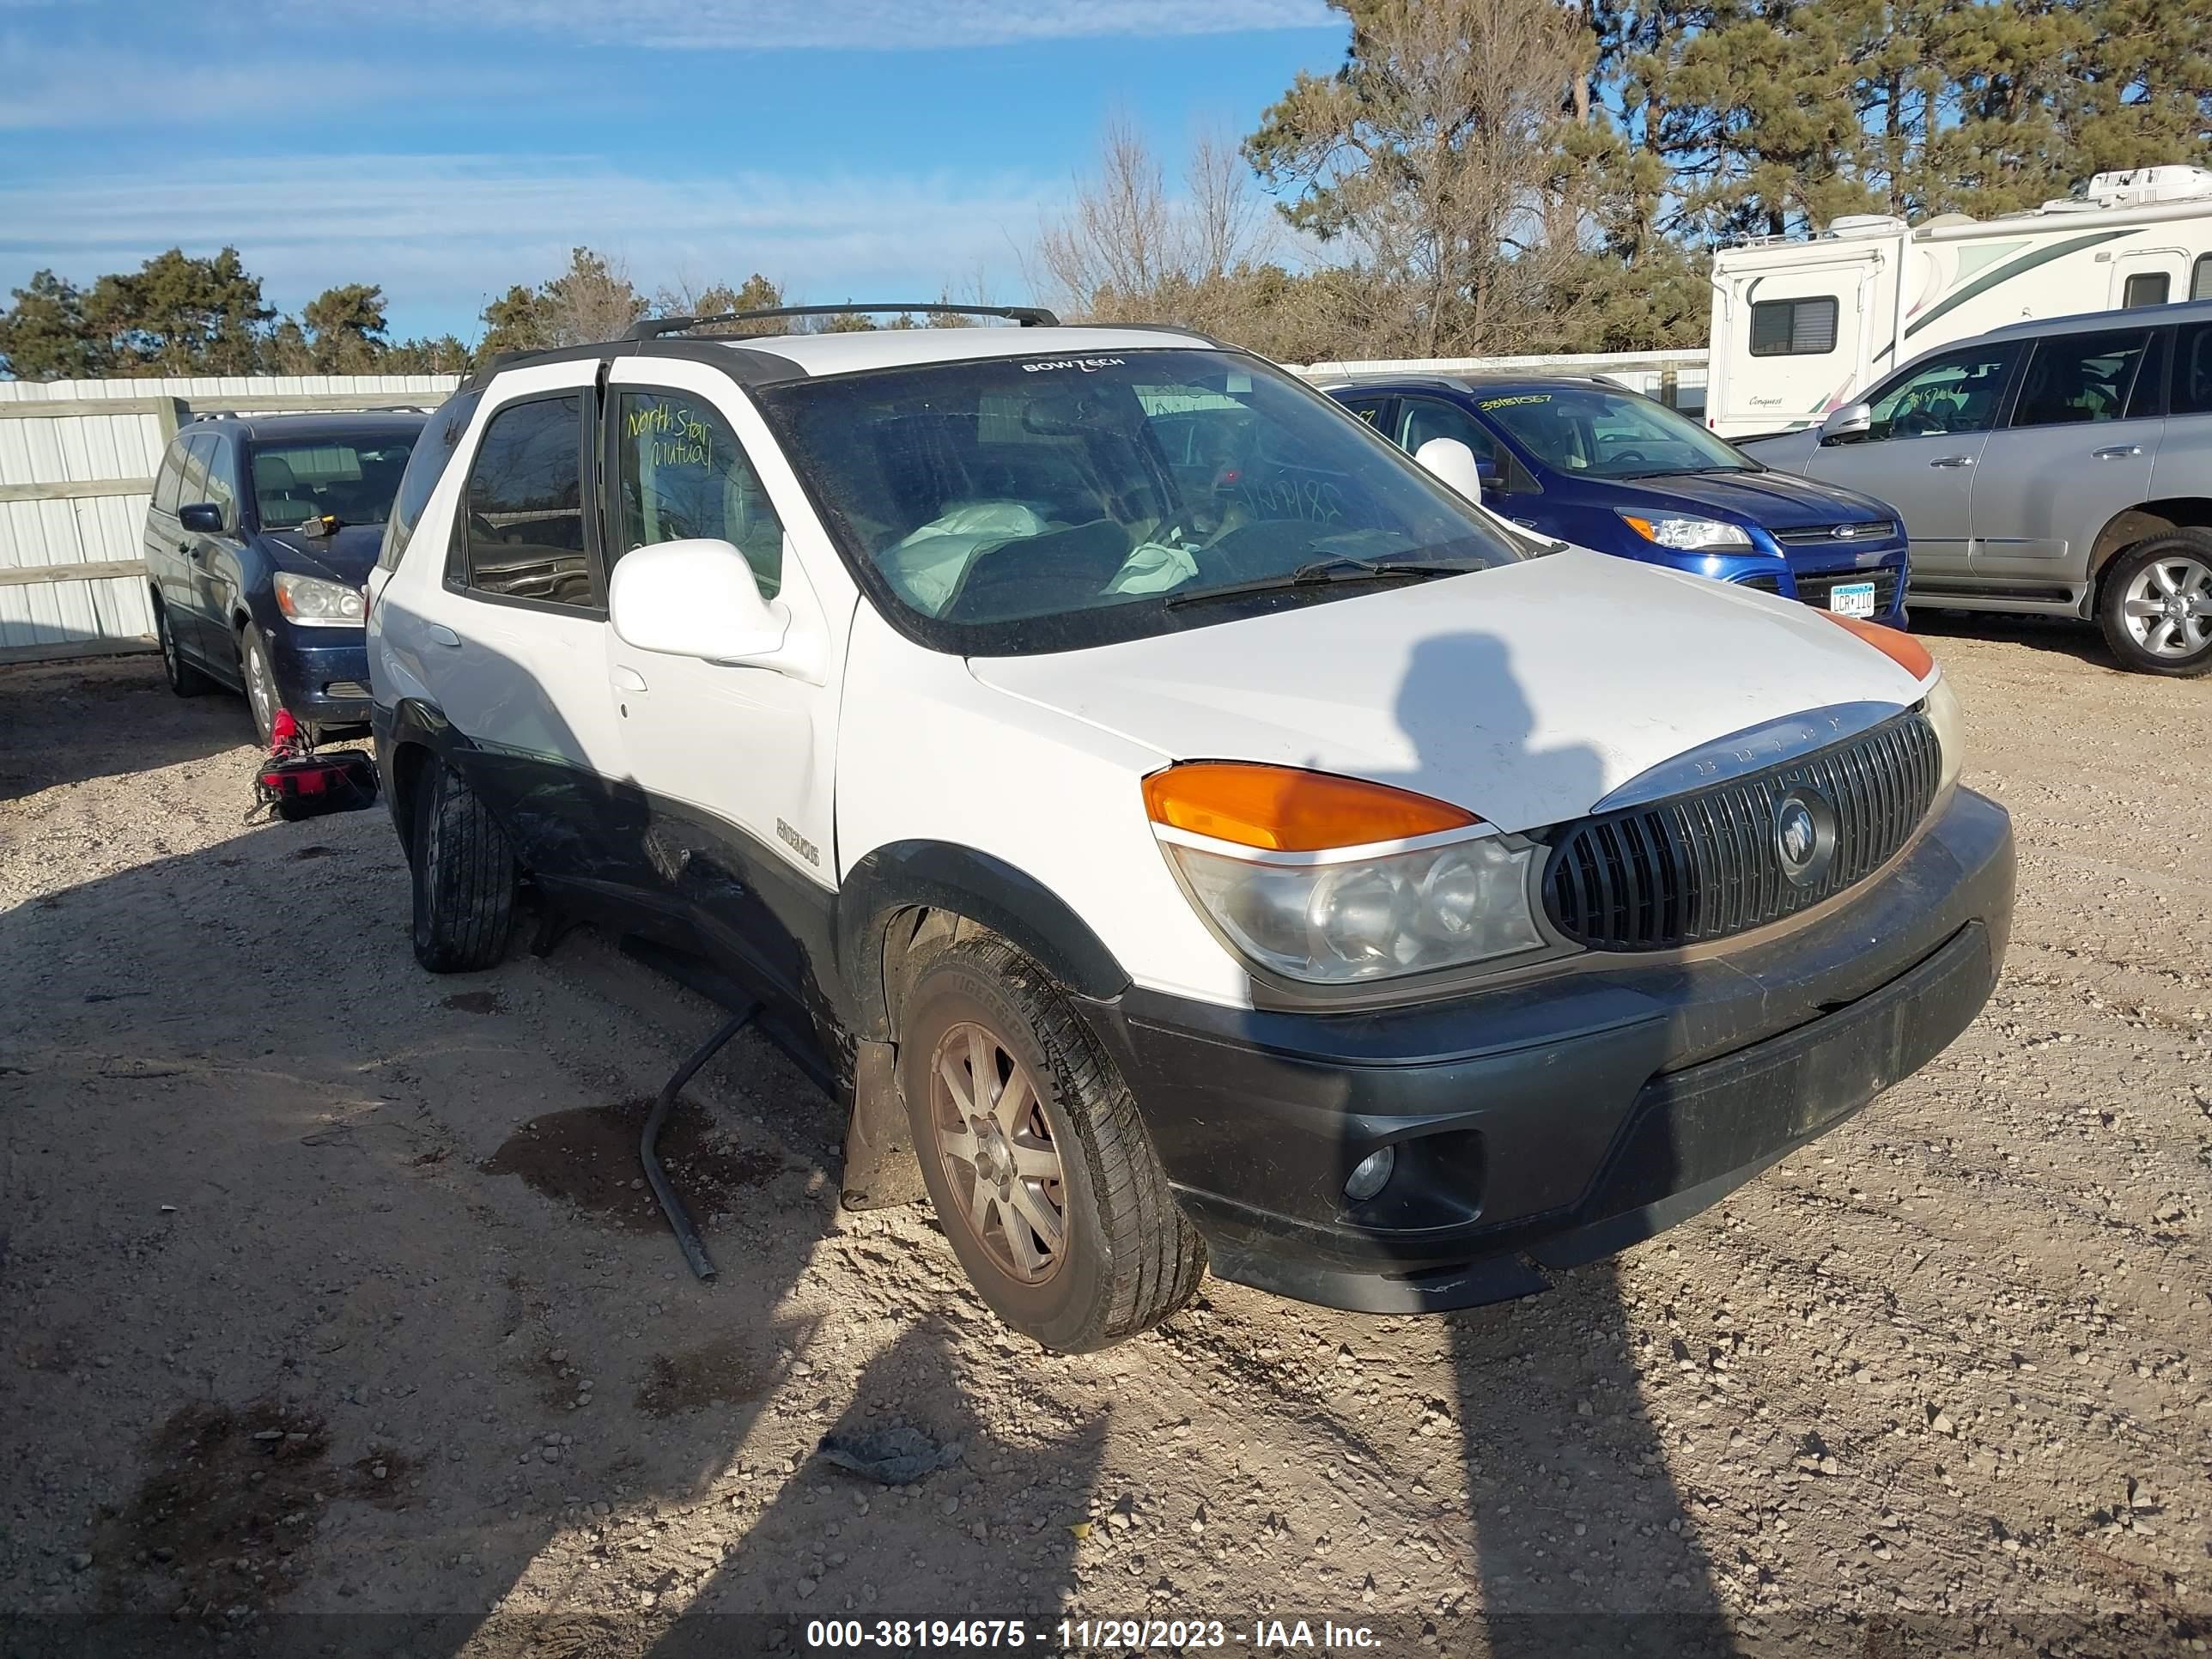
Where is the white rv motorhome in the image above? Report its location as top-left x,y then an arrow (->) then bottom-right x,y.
1705,165 -> 2212,438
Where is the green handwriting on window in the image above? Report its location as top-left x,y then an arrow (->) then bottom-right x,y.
627,402 -> 715,470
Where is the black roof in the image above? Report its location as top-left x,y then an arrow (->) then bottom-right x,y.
1322,372 -> 1626,396
197,410 -> 429,444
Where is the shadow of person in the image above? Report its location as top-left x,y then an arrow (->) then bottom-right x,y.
641,1323 -> 1106,1658
1307,630 -> 1741,1656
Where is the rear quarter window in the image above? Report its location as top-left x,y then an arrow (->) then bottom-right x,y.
378,390 -> 483,574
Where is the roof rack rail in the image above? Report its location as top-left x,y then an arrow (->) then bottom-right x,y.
624,302 -> 1059,340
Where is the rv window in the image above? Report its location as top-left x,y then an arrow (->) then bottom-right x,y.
2009,330 -> 2153,428
2123,272 -> 2171,309
2193,256 -> 2212,303
1749,296 -> 1838,357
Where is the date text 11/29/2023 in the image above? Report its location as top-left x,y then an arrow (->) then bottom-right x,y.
804,1618 -> 1383,1651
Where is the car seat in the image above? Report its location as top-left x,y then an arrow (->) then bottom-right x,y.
252,453 -> 320,526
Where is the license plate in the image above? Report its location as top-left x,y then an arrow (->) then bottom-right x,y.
1829,580 -> 1877,618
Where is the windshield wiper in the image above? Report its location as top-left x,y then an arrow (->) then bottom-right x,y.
1162,556 -> 1478,611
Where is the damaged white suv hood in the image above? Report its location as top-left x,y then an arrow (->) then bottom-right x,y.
968,548 -> 1932,834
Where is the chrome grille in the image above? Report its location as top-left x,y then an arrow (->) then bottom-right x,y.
1545,710 -> 1942,951
1773,520 -> 1898,546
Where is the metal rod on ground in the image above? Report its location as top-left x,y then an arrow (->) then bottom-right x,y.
641,1004 -> 757,1281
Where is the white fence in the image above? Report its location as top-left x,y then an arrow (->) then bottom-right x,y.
0,349 -> 1711,667
0,374 -> 459,665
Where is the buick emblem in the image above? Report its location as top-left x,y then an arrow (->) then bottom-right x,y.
1773,789 -> 1835,886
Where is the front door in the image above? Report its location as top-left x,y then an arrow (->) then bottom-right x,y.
143,437 -> 199,662
599,358 -> 846,1015
1801,340 -> 2022,585
173,431 -> 230,665
1970,325 -> 2162,592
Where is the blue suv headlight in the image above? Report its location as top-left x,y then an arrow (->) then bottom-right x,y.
1616,511 -> 1753,551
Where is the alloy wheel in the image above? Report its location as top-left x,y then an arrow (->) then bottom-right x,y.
246,638 -> 276,737
927,1020 -> 1067,1285
2120,555 -> 2212,660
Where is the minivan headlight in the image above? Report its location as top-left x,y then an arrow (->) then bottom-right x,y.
274,569 -> 367,627
1616,512 -> 1753,551
1925,672 -> 1964,796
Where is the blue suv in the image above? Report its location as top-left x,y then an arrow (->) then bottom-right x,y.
1330,375 -> 1911,624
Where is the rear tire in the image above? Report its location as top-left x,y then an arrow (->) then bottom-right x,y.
900,937 -> 1203,1352
2097,531 -> 2212,677
410,761 -> 517,973
155,601 -> 211,696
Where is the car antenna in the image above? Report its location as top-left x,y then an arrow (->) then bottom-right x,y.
624,303 -> 1060,339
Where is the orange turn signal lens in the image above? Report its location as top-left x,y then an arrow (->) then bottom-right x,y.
1823,613 -> 1935,680
1142,763 -> 1479,853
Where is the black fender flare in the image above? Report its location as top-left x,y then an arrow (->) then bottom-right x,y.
836,840 -> 1132,1042
375,696 -> 470,855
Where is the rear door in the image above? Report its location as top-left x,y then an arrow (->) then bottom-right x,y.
1970,325 -> 2161,594
1799,340 -> 2021,585
143,437 -> 197,659
419,372 -> 636,886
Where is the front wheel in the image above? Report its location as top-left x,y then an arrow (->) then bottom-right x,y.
240,623 -> 285,744
2098,532 -> 2212,677
900,938 -> 1203,1352
410,760 -> 517,972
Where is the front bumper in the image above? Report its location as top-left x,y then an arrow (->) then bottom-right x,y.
264,625 -> 373,728
1081,785 -> 2013,1314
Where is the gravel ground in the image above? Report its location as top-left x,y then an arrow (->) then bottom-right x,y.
1,617 -> 2207,1658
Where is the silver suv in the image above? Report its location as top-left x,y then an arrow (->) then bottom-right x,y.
1743,299 -> 2212,676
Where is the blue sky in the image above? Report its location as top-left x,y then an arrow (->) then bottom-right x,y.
0,0 -> 1348,343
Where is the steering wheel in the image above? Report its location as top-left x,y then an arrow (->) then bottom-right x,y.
1611,449 -> 1650,465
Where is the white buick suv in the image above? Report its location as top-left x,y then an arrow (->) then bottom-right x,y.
368,307 -> 2014,1352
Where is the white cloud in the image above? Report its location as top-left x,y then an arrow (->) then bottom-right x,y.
0,154 -> 1057,331
336,0 -> 1337,48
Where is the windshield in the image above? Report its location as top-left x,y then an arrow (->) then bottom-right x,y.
249,438 -> 416,529
758,349 -> 1520,654
1474,386 -> 1751,480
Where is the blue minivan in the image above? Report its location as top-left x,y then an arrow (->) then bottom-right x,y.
1329,374 -> 1911,624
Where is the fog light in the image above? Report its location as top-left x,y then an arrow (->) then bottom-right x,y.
1344,1146 -> 1395,1203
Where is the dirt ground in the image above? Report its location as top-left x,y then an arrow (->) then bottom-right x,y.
2,614 -> 2208,1658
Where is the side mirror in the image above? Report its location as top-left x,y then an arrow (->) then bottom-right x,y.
1819,403 -> 1872,445
610,538 -> 787,663
1414,437 -> 1483,505
179,502 -> 223,533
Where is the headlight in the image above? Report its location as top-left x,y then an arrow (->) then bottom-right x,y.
274,570 -> 367,627
1143,763 -> 1549,986
1925,672 -> 1964,796
1616,512 -> 1754,551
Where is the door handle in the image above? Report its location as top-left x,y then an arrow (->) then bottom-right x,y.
425,623 -> 462,647
611,665 -> 648,693
2093,444 -> 2142,460
1928,455 -> 1974,469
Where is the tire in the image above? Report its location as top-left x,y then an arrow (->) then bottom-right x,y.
155,601 -> 212,697
409,760 -> 518,973
2097,530 -> 2212,678
240,623 -> 285,744
899,937 -> 1203,1352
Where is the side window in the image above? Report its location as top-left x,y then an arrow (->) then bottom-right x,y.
201,433 -> 238,529
2172,323 -> 2212,417
179,432 -> 215,508
1336,394 -> 1393,429
2194,256 -> 2212,304
2123,271 -> 2171,309
1397,398 -> 1498,465
1750,296 -> 1839,357
2008,329 -> 2152,428
458,396 -> 595,609
611,390 -> 782,599
150,441 -> 186,516
379,390 -> 483,574
1864,345 -> 2019,441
